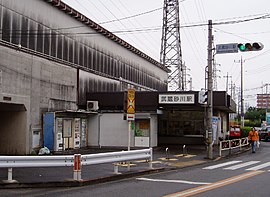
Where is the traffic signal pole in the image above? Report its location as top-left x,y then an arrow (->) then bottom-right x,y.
240,56 -> 244,128
207,20 -> 213,159
215,36 -> 264,141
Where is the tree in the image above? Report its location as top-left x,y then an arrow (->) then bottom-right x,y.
244,107 -> 265,126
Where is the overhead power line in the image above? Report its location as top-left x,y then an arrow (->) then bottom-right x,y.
99,7 -> 163,25
1,12 -> 269,36
181,13 -> 270,28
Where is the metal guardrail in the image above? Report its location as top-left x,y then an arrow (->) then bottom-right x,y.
0,148 -> 153,182
0,155 -> 74,168
219,137 -> 249,157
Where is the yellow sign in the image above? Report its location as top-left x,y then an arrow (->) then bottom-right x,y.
127,89 -> 135,114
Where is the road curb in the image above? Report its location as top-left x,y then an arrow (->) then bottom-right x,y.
0,167 -> 166,189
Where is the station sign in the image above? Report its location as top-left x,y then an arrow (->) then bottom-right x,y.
159,94 -> 194,104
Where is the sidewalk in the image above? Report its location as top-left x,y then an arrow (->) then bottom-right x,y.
0,145 -> 226,189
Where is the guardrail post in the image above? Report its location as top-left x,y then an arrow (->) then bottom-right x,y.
8,168 -> 13,181
183,145 -> 187,156
149,148 -> 153,169
77,154 -> 81,180
73,154 -> 82,181
240,138 -> 242,151
165,147 -> 169,160
114,164 -> 119,174
229,140 -> 232,155
73,154 -> 78,181
219,141 -> 222,157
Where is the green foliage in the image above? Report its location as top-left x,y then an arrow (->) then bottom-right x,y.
243,118 -> 261,127
244,107 -> 265,121
243,107 -> 265,128
233,107 -> 264,137
241,126 -> 252,137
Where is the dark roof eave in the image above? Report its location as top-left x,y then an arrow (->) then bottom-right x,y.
214,106 -> 236,113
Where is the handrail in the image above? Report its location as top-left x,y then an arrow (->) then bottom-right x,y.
219,137 -> 249,157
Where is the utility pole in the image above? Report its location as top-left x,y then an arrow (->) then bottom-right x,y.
266,84 -> 269,114
206,20 -> 213,159
234,57 -> 245,128
230,80 -> 235,97
223,72 -> 232,94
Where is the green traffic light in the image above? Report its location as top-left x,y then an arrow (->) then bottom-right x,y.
238,44 -> 246,51
237,42 -> 264,52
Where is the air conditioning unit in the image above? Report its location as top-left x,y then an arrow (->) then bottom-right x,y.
87,101 -> 99,111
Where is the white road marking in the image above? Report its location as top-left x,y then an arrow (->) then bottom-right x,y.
165,171 -> 263,197
202,161 -> 242,170
246,161 -> 270,171
224,161 -> 260,170
136,177 -> 210,185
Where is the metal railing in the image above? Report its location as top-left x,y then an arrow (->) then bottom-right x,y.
219,137 -> 249,157
0,148 -> 152,182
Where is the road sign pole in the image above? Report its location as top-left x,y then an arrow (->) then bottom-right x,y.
128,120 -> 131,152
127,89 -> 135,171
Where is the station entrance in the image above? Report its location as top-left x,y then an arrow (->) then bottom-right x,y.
0,102 -> 27,155
158,108 -> 205,145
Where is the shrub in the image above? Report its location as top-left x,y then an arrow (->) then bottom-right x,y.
241,126 -> 252,137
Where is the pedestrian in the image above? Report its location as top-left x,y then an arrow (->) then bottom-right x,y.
248,127 -> 259,153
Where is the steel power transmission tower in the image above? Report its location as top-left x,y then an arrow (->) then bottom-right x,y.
160,0 -> 184,91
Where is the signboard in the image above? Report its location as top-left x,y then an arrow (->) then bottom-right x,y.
266,113 -> 270,125
127,113 -> 135,121
159,94 -> 194,104
212,116 -> 220,142
216,43 -> 238,54
127,89 -> 135,114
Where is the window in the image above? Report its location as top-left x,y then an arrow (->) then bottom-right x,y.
135,120 -> 150,137
2,8 -> 11,42
29,21 -> 36,50
21,17 -> 29,48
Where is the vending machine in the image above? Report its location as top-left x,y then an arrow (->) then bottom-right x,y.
55,118 -> 63,151
74,118 -> 81,149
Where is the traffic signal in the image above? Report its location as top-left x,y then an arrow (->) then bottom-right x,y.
237,42 -> 264,52
198,90 -> 207,105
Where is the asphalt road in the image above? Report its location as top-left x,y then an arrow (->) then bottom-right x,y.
1,141 -> 270,197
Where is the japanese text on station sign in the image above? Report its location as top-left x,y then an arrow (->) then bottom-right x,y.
159,94 -> 194,104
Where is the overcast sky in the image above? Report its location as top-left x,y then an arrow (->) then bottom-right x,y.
62,0 -> 270,107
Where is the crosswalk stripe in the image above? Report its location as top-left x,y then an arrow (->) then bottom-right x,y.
246,161 -> 270,171
203,161 -> 242,170
223,161 -> 260,170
